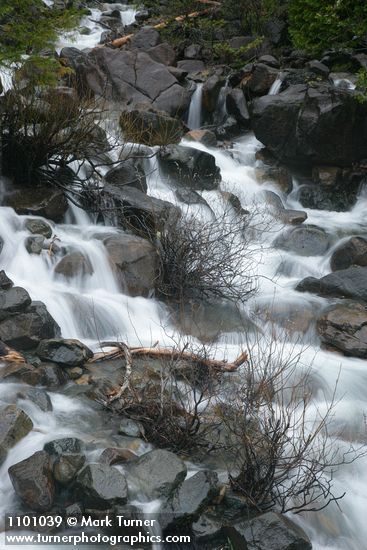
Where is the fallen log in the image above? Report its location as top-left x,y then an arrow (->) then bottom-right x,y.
104,1 -> 221,49
90,342 -> 248,373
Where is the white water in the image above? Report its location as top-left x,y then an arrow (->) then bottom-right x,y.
187,83 -> 203,129
1,9 -> 367,550
269,74 -> 283,95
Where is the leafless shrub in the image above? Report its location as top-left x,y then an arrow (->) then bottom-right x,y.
157,207 -> 258,304
218,336 -> 366,514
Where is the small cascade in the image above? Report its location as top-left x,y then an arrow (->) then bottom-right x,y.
268,73 -> 284,95
187,83 -> 203,130
215,77 -> 230,124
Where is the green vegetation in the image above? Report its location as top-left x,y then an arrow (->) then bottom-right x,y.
356,69 -> 367,103
0,0 -> 81,84
288,0 -> 367,54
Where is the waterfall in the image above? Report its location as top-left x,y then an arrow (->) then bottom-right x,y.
187,83 -> 203,130
268,73 -> 284,95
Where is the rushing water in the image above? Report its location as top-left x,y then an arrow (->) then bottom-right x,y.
1,6 -> 367,550
187,83 -> 203,129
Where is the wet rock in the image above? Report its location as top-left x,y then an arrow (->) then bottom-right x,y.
25,235 -> 45,255
307,60 -> 330,77
118,418 -> 144,438
159,145 -> 221,191
281,210 -> 307,225
17,388 -> 53,412
54,454 -> 86,485
103,184 -> 180,237
120,108 -> 185,146
104,159 -> 147,192
274,225 -> 330,256
192,514 -> 224,543
177,60 -> 205,73
0,301 -> 61,350
36,362 -> 68,388
75,463 -> 128,509
185,129 -> 217,147
312,165 -> 341,186
146,43 -> 176,66
175,188 -> 210,207
129,27 -> 161,49
228,511 -> 311,550
317,301 -> 367,358
25,218 -> 52,238
44,437 -> 83,456
4,185 -> 68,223
252,83 -> 367,166
202,75 -> 224,114
245,63 -> 279,96
0,287 -> 32,319
330,237 -> 367,271
0,405 -> 33,463
226,89 -> 251,128
128,449 -> 187,500
8,451 -> 55,512
99,447 -> 137,466
64,47 -> 189,115
54,251 -> 94,279
36,338 -> 93,367
256,300 -> 317,334
0,271 -> 13,290
0,362 -> 42,386
103,232 -> 159,296
215,116 -> 242,139
160,470 -> 219,530
297,266 -> 367,302
297,180 -> 360,212
68,367 -> 83,380
258,54 -> 280,68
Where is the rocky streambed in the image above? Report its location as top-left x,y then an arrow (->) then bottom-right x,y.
1,2 -> 367,550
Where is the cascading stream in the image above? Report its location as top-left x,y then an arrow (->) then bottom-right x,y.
1,6 -> 367,550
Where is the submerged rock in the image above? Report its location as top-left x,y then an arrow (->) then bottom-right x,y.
54,252 -> 94,279
25,235 -> 45,255
274,225 -> 330,256
317,301 -> 367,358
104,159 -> 147,193
36,339 -> 93,367
17,388 -> 52,412
127,449 -> 187,500
0,405 -> 33,463
8,451 -> 55,512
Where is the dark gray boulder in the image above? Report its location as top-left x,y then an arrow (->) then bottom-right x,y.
159,145 -> 221,190
274,225 -> 330,256
102,184 -> 180,237
251,83 -> 367,166
4,186 -> 68,223
103,232 -> 159,296
104,159 -> 147,192
0,405 -> 33,463
245,63 -> 279,95
36,338 -> 93,367
25,218 -> 52,238
317,301 -> 367,358
75,463 -> 128,509
0,271 -> 13,290
160,470 -> 219,530
227,511 -> 312,550
0,287 -> 32,320
17,388 -> 53,412
44,437 -> 83,456
127,449 -> 187,500
330,237 -> 367,271
8,451 -> 55,512
297,266 -> 367,302
0,300 -> 60,350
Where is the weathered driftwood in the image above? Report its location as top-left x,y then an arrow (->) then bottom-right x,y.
105,1 -> 221,49
90,341 -> 248,373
